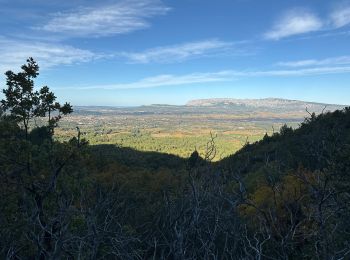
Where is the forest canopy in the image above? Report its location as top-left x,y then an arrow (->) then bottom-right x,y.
0,59 -> 349,259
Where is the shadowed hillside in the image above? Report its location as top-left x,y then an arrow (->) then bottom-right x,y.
218,107 -> 350,173
2,104 -> 349,258
1,59 -> 349,259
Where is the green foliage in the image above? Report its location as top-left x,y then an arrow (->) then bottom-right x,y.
0,59 -> 349,259
1,57 -> 73,137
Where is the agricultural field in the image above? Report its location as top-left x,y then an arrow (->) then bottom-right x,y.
54,99 -> 342,160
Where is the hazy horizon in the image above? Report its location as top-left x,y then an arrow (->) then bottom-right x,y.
72,96 -> 349,107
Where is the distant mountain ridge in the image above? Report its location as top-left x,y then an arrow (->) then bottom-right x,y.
72,98 -> 346,116
186,98 -> 344,110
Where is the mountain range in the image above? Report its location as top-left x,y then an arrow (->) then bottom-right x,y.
186,98 -> 345,111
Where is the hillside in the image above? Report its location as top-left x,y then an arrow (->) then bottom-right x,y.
0,59 -> 349,258
186,97 -> 345,112
217,107 -> 350,186
73,98 -> 346,115
1,97 -> 350,258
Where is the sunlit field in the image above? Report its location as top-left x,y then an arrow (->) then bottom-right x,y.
55,105 -> 313,160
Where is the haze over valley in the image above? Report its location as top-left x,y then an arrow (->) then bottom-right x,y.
56,98 -> 347,160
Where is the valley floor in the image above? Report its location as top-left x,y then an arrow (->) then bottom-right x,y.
55,109 -> 303,160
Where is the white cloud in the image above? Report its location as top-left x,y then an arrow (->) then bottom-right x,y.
264,5 -> 350,41
264,9 -> 323,40
39,0 -> 170,38
0,37 -> 96,73
80,71 -> 234,89
250,66 -> 350,77
277,59 -> 321,67
119,39 -> 234,64
77,66 -> 350,90
277,56 -> 350,67
330,5 -> 350,28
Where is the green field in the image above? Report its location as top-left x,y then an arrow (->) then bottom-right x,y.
54,104 -> 306,160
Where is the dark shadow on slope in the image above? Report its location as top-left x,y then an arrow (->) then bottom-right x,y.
88,144 -> 188,171
88,107 -> 350,177
216,107 -> 350,177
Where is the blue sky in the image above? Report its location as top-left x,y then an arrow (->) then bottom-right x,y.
0,0 -> 350,106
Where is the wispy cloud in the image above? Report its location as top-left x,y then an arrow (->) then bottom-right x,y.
330,4 -> 350,28
38,0 -> 170,38
277,56 -> 350,67
0,37 -> 96,72
119,39 -> 234,64
264,9 -> 323,40
249,66 -> 350,77
79,71 -> 235,89
264,4 -> 350,40
77,66 -> 350,90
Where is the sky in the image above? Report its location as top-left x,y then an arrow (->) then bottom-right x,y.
0,0 -> 350,106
